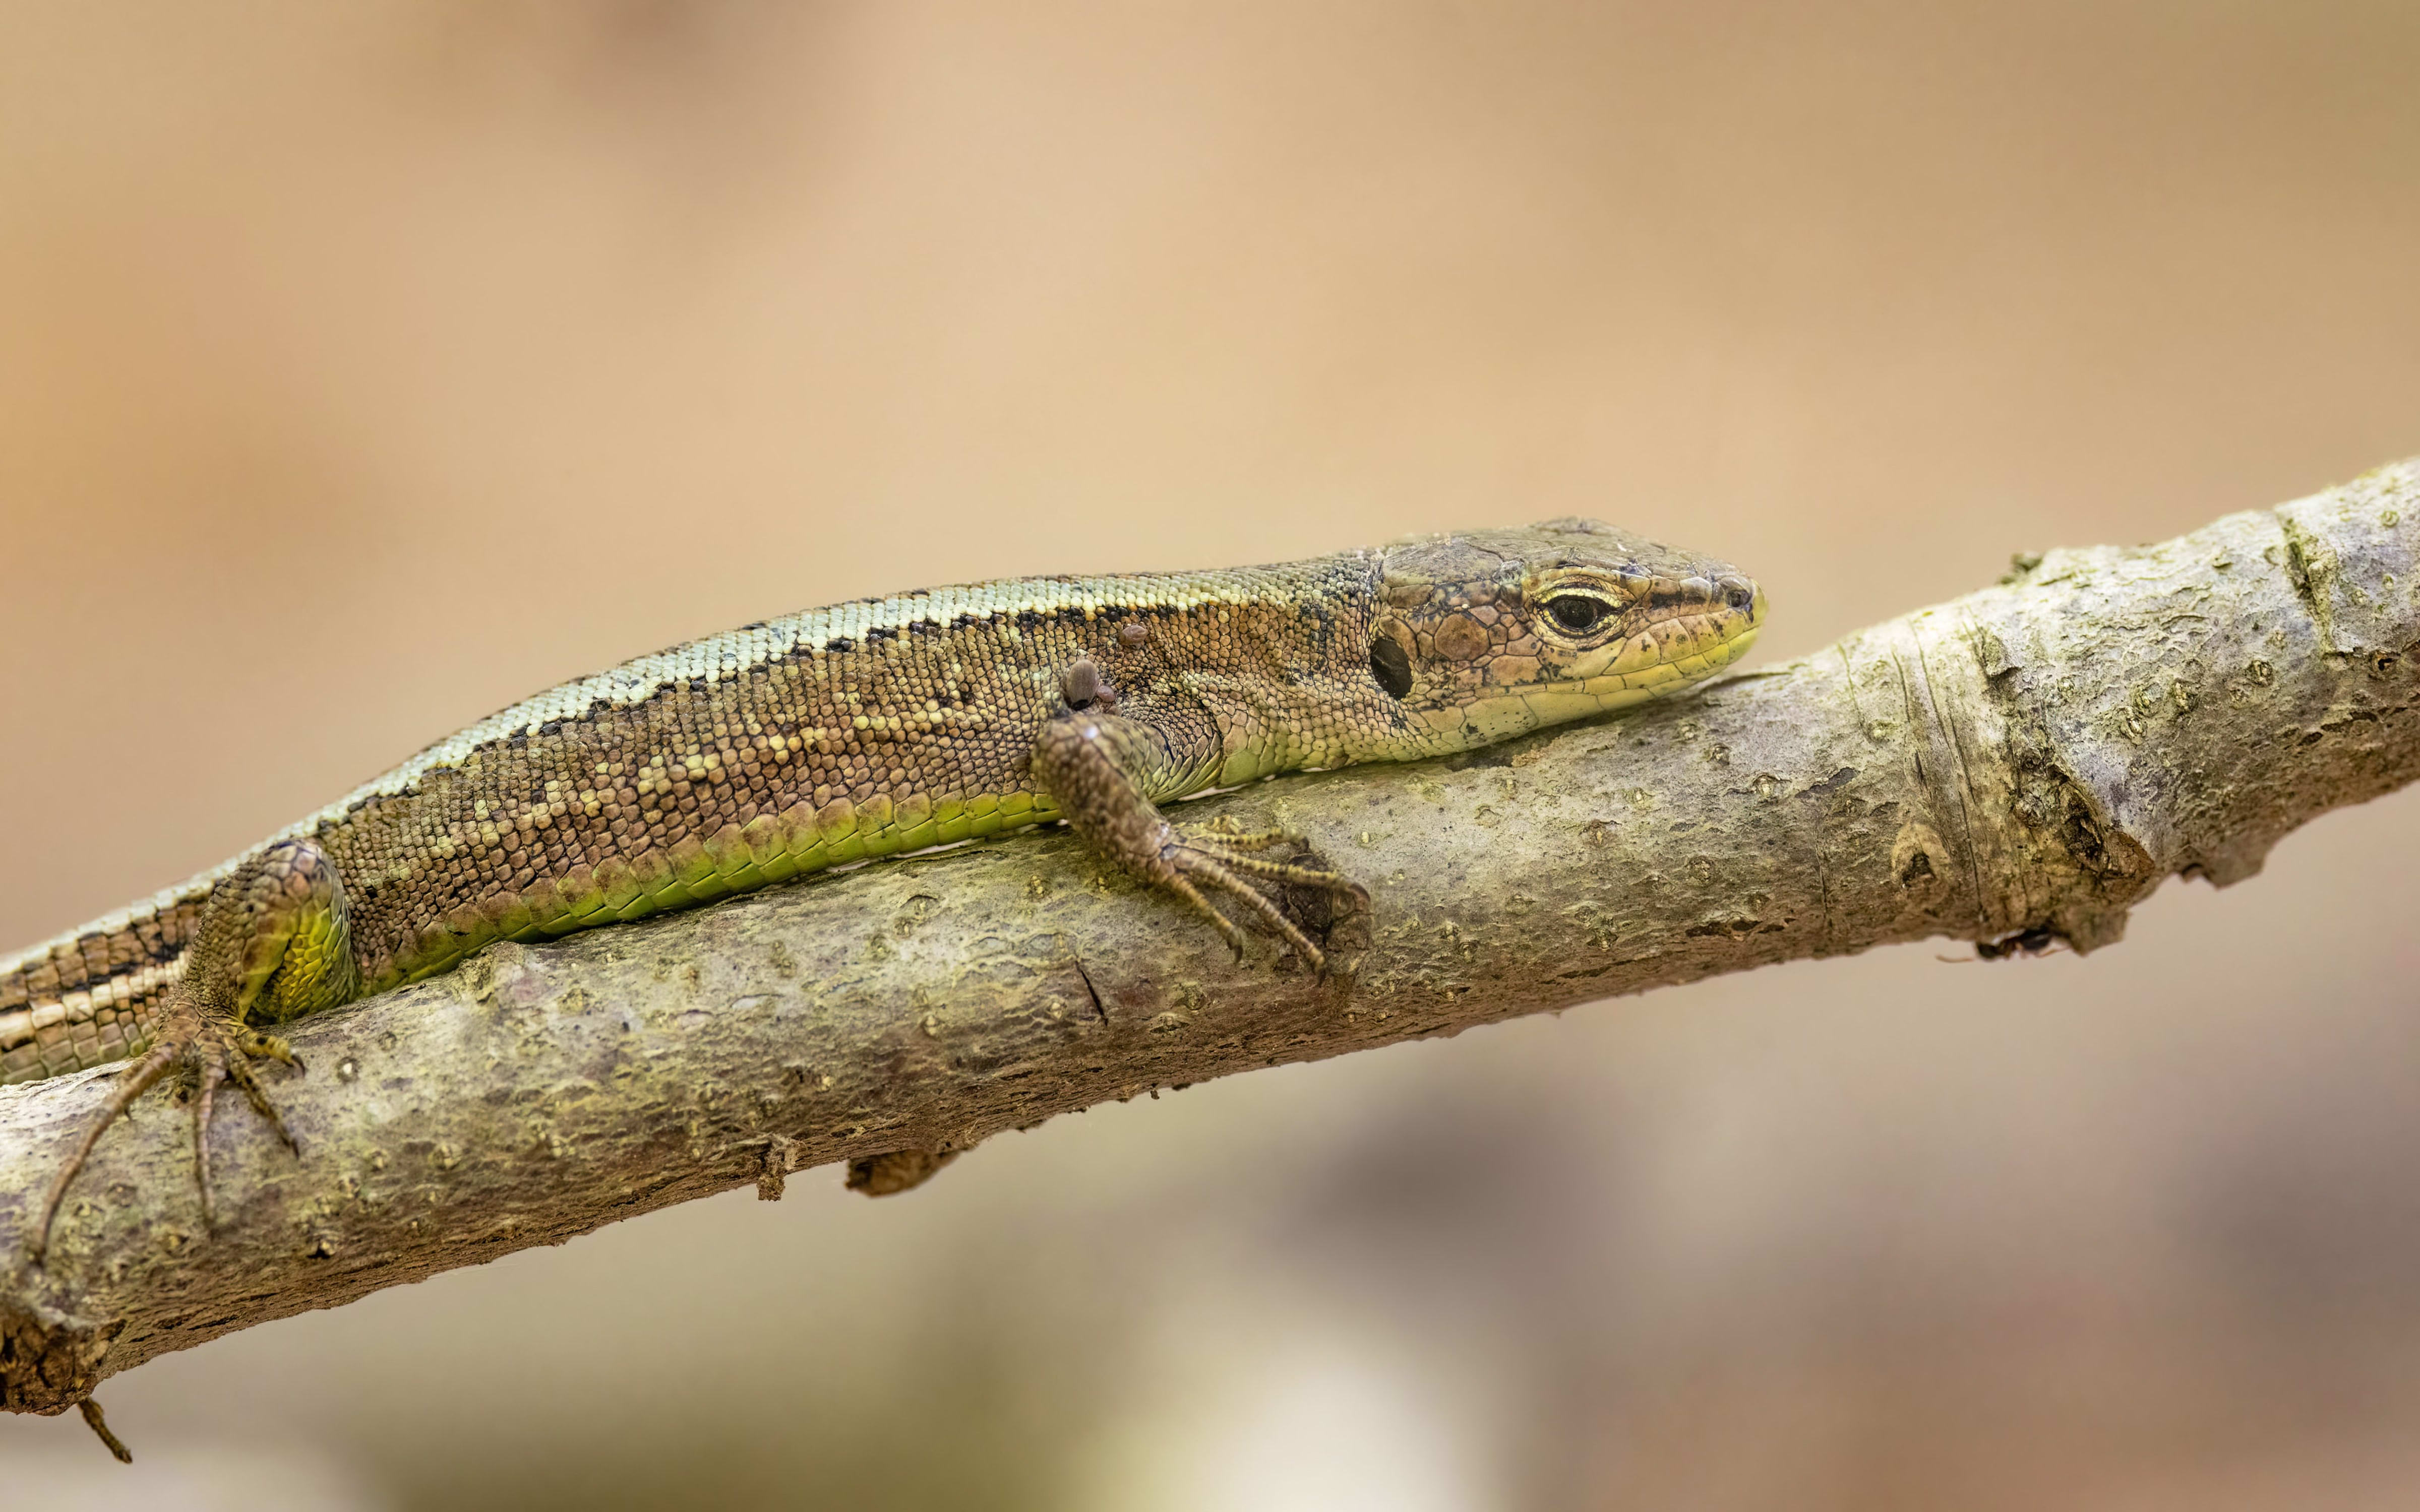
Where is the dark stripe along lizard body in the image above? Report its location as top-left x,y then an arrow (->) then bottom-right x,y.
7,518 -> 1763,1254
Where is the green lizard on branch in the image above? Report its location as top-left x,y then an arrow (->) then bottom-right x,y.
4,519 -> 1763,1265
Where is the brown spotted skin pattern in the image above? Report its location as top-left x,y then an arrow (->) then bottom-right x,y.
2,520 -> 1765,1087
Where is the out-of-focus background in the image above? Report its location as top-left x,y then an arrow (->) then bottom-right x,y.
3,3 -> 2416,1507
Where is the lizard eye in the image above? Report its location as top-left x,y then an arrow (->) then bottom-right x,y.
1545,594 -> 1614,634
1368,635 -> 1414,699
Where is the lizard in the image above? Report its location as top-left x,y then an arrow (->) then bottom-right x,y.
4,518 -> 1764,1264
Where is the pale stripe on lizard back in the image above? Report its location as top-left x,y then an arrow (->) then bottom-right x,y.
4,557 -> 1380,1080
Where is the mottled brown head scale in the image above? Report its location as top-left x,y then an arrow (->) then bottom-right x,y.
1367,517 -> 1767,751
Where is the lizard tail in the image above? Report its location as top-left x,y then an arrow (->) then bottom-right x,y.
1,885 -> 207,1084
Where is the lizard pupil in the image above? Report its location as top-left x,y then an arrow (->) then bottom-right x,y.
1546,595 -> 1610,633
1368,635 -> 1414,699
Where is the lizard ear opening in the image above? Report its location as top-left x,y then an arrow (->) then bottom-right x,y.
1368,635 -> 1414,700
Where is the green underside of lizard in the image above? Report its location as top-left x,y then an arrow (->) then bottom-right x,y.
379,784 -> 1066,991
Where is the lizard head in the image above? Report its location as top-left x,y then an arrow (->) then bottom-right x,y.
1367,517 -> 1766,750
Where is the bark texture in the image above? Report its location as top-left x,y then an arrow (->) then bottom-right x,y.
6,462 -> 2417,1415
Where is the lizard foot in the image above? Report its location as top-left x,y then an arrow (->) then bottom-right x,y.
1161,823 -> 1369,973
30,990 -> 302,1264
1034,701 -> 1368,973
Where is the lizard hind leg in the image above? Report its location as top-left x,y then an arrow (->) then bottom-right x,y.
29,838 -> 350,1262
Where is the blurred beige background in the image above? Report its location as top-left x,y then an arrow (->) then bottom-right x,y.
3,2 -> 2417,1507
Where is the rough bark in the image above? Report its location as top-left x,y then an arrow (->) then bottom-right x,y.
6,462 -> 2417,1416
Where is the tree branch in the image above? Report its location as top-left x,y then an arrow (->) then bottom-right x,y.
7,462 -> 2417,1415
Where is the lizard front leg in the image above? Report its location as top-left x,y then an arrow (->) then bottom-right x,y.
1033,660 -> 1366,971
31,838 -> 354,1261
